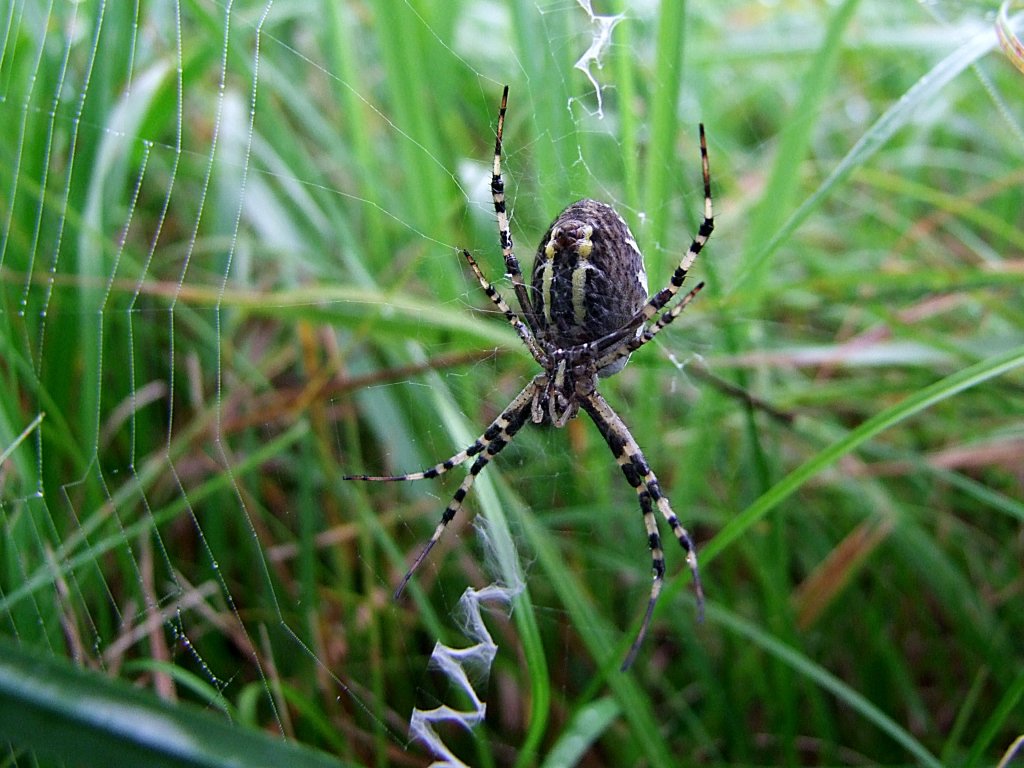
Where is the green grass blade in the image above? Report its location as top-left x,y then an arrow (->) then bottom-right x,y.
540,696 -> 620,768
0,411 -> 44,467
520,506 -> 679,768
0,638 -> 349,768
738,0 -> 860,295
964,668 -> 1024,768
703,344 -> 1024,564
642,0 -> 687,264
733,23 -> 1007,294
711,605 -> 943,768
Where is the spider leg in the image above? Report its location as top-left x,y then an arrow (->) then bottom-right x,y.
623,487 -> 666,671
490,86 -> 540,333
580,391 -> 704,670
636,124 -> 714,326
343,442 -> 480,482
392,377 -> 541,599
461,249 -> 547,365
344,380 -> 537,483
592,282 -> 705,372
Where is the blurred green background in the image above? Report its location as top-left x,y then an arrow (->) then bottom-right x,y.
1,1 -> 1023,766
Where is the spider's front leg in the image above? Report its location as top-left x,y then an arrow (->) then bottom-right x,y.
386,377 -> 542,599
580,390 -> 704,670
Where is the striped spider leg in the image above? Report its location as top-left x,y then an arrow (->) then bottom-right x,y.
580,389 -> 705,671
490,85 -> 540,337
346,86 -> 714,669
346,377 -> 541,600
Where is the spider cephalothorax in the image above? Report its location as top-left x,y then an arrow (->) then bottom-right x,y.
347,86 -> 714,669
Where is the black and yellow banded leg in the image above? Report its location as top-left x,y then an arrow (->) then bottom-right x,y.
580,391 -> 704,669
622,488 -> 667,671
490,85 -> 539,333
391,377 -> 541,599
637,124 -> 714,325
461,248 -> 546,363
344,377 -> 545,484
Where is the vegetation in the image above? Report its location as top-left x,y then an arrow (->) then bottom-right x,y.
1,0 -> 1022,765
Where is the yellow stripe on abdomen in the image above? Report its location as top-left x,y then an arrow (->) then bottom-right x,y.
571,261 -> 589,326
541,238 -> 556,326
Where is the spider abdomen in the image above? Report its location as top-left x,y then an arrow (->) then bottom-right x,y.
531,199 -> 648,351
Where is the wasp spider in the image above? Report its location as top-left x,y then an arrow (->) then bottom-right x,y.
347,86 -> 714,670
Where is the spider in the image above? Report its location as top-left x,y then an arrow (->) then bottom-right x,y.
347,86 -> 714,670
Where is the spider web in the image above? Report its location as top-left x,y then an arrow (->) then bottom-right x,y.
5,1 -> 1018,765
0,0 -> 644,763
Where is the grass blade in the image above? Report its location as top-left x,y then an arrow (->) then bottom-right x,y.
0,638 -> 348,768
703,344 -> 1024,563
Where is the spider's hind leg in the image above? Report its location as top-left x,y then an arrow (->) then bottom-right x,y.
636,124 -> 714,326
462,249 -> 546,364
489,86 -> 540,335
